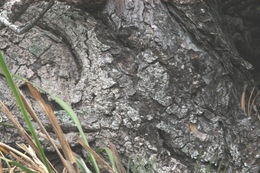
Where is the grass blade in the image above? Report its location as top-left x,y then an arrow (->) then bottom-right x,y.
96,147 -> 117,172
0,101 -> 38,153
75,158 -> 92,173
247,87 -> 255,116
217,159 -> 223,173
0,142 -> 48,172
12,74 -> 100,173
19,89 -> 65,173
27,82 -> 78,173
44,94 -> 100,172
0,157 -> 38,173
78,138 -> 115,173
108,142 -> 126,173
240,85 -> 247,114
0,52 -> 52,172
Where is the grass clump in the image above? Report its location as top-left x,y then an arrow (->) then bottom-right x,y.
0,51 -> 126,173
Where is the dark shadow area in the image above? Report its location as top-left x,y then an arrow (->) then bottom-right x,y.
19,83 -> 63,111
221,0 -> 260,82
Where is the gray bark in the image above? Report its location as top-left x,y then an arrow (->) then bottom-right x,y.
0,0 -> 260,172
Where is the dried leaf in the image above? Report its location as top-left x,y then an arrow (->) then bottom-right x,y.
247,87 -> 255,116
27,83 -> 78,173
188,123 -> 208,141
240,85 -> 247,114
0,102 -> 37,152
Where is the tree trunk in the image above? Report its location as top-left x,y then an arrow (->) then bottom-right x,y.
0,0 -> 259,172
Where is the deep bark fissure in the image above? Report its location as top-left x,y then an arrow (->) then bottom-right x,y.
157,128 -> 197,172
36,23 -> 84,85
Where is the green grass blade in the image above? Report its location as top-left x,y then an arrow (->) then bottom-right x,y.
217,159 -> 223,173
12,73 -> 100,173
12,74 -> 89,143
76,158 -> 92,173
10,161 -> 38,173
51,96 -> 87,141
50,96 -> 100,173
96,147 -> 117,172
0,52 -> 52,172
0,156 -> 38,173
0,122 -> 16,128
127,158 -> 131,173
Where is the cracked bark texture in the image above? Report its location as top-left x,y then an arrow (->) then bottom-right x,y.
0,0 -> 260,172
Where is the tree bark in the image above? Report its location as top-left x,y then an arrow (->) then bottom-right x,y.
0,0 -> 260,172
